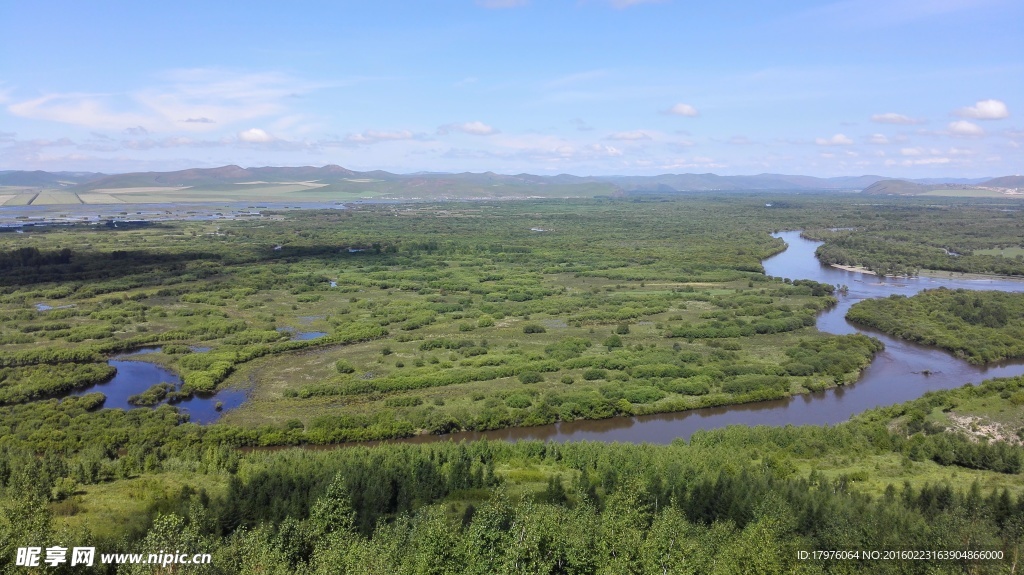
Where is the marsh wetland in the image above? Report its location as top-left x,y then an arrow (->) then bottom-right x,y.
4,195 -> 1024,573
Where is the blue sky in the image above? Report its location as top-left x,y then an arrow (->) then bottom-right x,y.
1,0 -> 1021,177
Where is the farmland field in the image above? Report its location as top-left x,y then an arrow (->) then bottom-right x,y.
922,188 -> 1016,198
77,192 -> 125,204
91,187 -> 195,194
31,191 -> 82,204
0,174 -> 617,205
73,184 -> 386,204
3,193 -> 36,205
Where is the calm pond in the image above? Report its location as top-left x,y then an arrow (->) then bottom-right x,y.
364,230 -> 1024,446
68,347 -> 248,424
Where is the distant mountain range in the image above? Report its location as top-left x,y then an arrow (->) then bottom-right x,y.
862,176 -> 1022,196
0,166 -> 1017,203
0,170 -> 107,187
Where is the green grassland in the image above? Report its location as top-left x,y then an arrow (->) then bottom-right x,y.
978,246 -> 1024,258
54,471 -> 230,542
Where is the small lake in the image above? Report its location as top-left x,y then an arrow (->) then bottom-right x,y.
341,230 -> 1024,446
277,327 -> 328,341
68,347 -> 248,424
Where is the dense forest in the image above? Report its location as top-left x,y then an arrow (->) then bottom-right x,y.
805,206 -> 1024,277
847,288 -> 1024,364
3,195 -> 1024,572
3,375 -> 1024,573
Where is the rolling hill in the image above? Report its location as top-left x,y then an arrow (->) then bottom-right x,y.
863,176 -> 1022,197
861,180 -> 938,195
0,170 -> 105,187
982,175 -> 1024,188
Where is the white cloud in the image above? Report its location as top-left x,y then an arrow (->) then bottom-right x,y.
867,133 -> 889,144
666,103 -> 698,117
344,129 -> 417,145
8,94 -> 156,132
589,144 -> 623,156
956,99 -> 1009,120
728,136 -> 753,145
815,133 -> 854,146
121,136 -> 224,150
7,69 -> 310,133
948,120 -> 984,136
871,113 -> 924,125
28,137 -> 75,147
238,128 -> 275,143
606,130 -> 651,141
660,156 -> 727,170
438,121 -> 498,136
443,133 -> 627,167
947,147 -> 974,156
900,147 -> 923,156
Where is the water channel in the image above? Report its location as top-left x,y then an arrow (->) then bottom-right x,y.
364,230 -> 1024,446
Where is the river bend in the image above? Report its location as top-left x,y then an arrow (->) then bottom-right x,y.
394,231 -> 1024,445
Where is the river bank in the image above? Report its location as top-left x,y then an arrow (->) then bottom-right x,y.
830,263 -> 1024,282
830,264 -> 876,275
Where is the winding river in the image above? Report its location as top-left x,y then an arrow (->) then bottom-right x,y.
367,230 -> 1024,446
